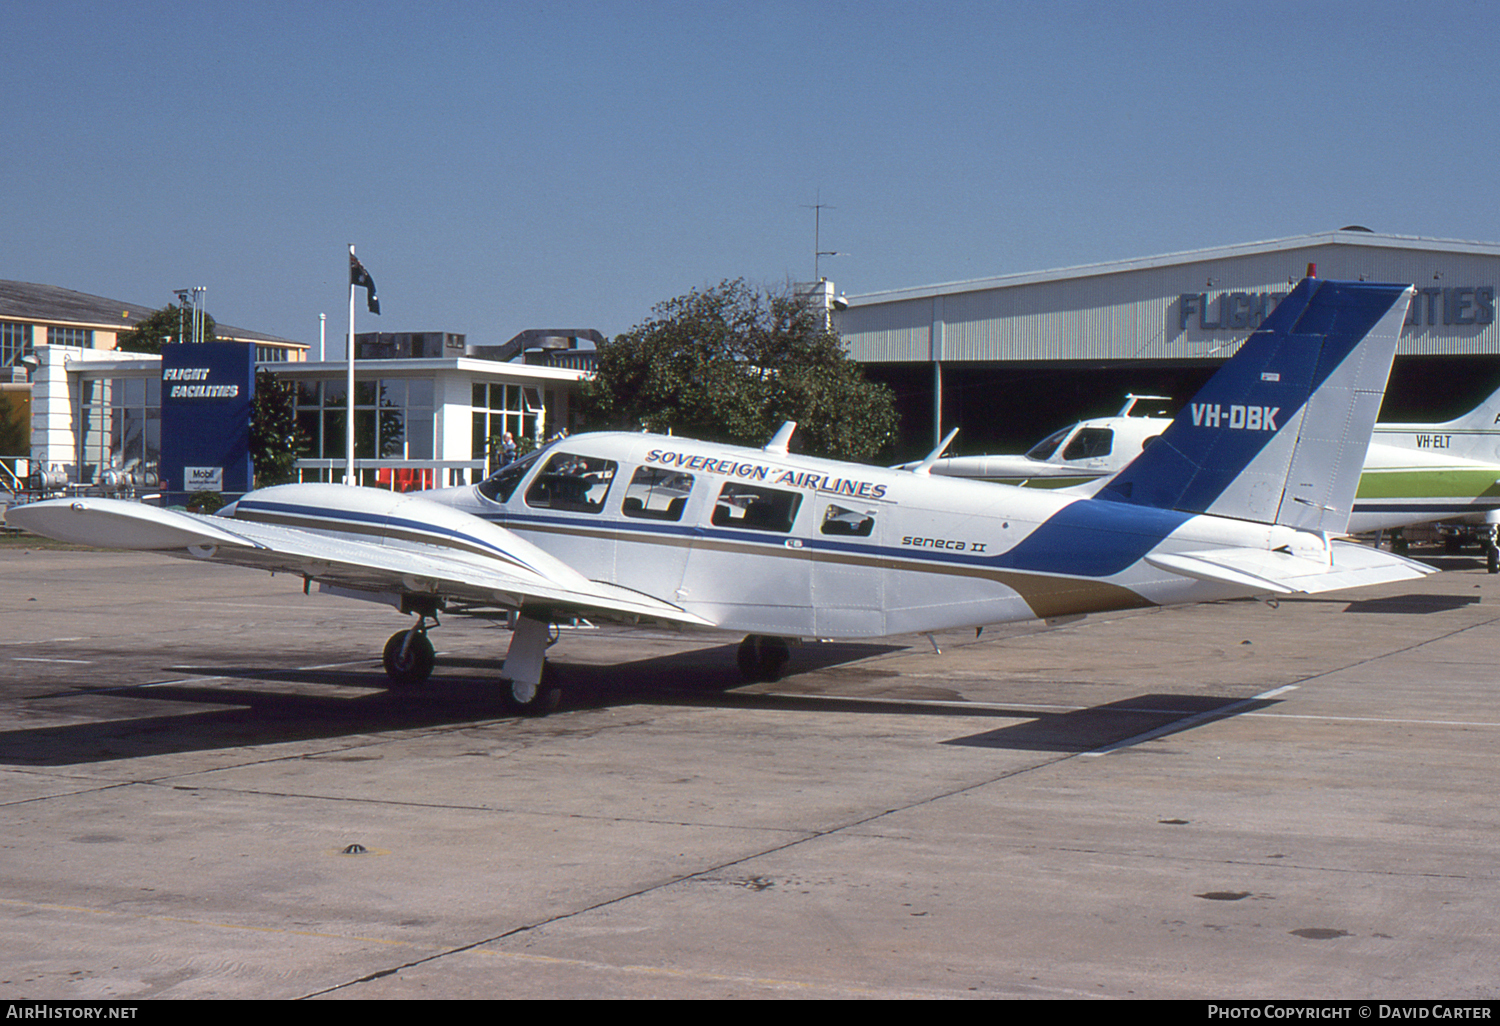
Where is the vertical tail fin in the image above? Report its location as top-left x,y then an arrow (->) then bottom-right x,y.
1099,279 -> 1414,533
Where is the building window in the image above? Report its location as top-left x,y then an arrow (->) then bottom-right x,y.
290,376 -> 436,474
75,375 -> 160,488
49,326 -> 92,348
472,382 -> 543,473
256,346 -> 288,362
1,323 -> 31,368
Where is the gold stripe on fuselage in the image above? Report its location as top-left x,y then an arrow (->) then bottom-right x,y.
501,516 -> 1152,620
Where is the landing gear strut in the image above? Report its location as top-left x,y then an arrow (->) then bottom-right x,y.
737,635 -> 790,682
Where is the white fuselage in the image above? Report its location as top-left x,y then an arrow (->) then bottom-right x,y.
919,414 -> 1500,533
424,432 -> 1317,639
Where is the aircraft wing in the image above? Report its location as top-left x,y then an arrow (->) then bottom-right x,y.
1145,541 -> 1435,596
5,496 -> 713,626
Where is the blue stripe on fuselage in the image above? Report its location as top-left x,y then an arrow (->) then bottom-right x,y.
489,498 -> 1191,579
233,498 -> 545,573
987,499 -> 1192,577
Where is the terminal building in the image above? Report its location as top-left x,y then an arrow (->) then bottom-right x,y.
1,280 -> 595,496
0,279 -> 308,371
1,280 -> 310,496
834,230 -> 1500,460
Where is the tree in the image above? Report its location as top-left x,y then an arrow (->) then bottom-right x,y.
249,370 -> 305,486
116,303 -> 218,354
575,279 -> 897,462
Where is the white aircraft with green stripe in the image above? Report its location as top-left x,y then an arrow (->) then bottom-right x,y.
1373,386 -> 1500,465
917,399 -> 1500,535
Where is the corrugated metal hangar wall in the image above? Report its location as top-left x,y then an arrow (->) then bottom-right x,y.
835,231 -> 1500,461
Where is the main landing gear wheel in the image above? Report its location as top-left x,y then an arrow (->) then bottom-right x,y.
502,665 -> 560,716
383,628 -> 435,687
737,635 -> 790,683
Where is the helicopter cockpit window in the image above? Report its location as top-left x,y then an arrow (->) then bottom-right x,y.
1025,427 -> 1071,461
621,466 -> 694,521
821,504 -> 874,537
1062,428 -> 1113,461
524,452 -> 617,513
476,449 -> 543,504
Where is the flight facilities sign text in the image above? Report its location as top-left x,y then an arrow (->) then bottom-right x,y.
159,341 -> 256,500
162,366 -> 242,398
1180,286 -> 1495,332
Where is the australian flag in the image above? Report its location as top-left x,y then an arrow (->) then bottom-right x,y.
350,250 -> 380,315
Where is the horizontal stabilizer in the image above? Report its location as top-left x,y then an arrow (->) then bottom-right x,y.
1146,542 -> 1434,596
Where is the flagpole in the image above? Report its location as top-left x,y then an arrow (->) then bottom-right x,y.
346,244 -> 357,486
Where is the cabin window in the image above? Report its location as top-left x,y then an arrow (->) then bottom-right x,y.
1025,427 -> 1071,461
1062,428 -> 1113,460
711,482 -> 802,533
821,504 -> 874,537
621,466 -> 694,521
477,448 -> 543,503
524,452 -> 617,513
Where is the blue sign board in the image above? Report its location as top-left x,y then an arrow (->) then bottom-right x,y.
159,342 -> 255,504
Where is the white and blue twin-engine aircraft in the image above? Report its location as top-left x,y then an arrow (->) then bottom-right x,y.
10,279 -> 1433,714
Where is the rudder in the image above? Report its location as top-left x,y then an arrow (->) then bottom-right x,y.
1099,278 -> 1414,533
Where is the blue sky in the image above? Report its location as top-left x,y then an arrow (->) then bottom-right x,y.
6,0 -> 1497,352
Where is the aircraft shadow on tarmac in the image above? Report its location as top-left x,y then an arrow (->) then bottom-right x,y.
1337,593 -> 1481,614
0,641 -> 1282,765
1281,590 -> 1482,614
939,694 -> 1284,753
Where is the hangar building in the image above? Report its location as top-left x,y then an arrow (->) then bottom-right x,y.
833,230 -> 1500,461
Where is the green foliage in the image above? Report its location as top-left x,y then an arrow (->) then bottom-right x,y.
249,370 -> 305,486
117,303 -> 218,354
185,490 -> 227,514
575,279 -> 897,462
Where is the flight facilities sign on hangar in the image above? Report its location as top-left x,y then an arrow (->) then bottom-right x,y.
159,341 -> 255,502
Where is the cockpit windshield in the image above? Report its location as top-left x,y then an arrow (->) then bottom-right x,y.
1025,427 -> 1072,462
476,447 -> 546,504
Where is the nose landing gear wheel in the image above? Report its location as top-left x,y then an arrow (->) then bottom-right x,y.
383,629 -> 435,687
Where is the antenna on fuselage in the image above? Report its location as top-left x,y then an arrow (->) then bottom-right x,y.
910,427 -> 960,475
763,421 -> 797,455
